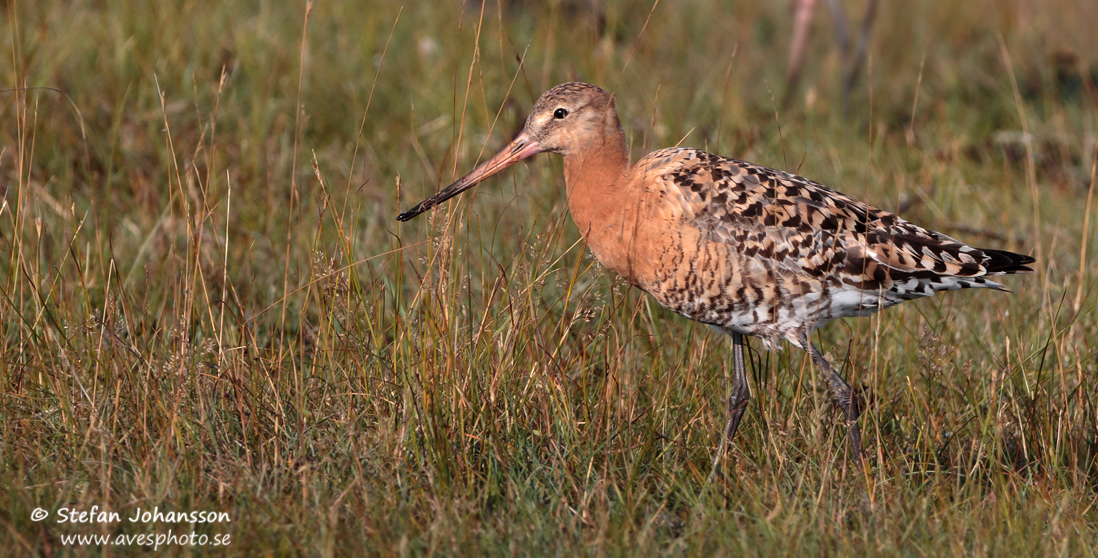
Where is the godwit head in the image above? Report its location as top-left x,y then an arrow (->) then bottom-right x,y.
396,82 -> 621,221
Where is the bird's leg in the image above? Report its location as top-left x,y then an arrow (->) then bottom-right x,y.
801,334 -> 863,460
708,332 -> 750,482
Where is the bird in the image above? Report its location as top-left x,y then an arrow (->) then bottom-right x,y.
396,81 -> 1035,479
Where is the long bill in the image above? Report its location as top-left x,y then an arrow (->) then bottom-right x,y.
396,132 -> 541,222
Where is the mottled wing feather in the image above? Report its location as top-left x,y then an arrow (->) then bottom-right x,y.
638,148 -> 1029,304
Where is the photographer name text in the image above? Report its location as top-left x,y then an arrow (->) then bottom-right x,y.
55,506 -> 230,524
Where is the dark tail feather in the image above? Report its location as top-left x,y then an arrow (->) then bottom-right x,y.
981,248 -> 1036,274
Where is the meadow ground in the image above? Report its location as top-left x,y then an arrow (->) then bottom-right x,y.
2,0 -> 1096,555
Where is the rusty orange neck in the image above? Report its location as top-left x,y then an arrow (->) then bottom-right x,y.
562,126 -> 642,282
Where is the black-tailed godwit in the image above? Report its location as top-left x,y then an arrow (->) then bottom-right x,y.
397,82 -> 1034,478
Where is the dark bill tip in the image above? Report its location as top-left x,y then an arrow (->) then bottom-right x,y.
395,204 -> 427,222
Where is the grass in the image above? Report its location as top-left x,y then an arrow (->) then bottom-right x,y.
2,0 -> 1097,555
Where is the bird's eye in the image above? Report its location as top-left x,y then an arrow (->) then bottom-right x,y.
553,108 -> 569,119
